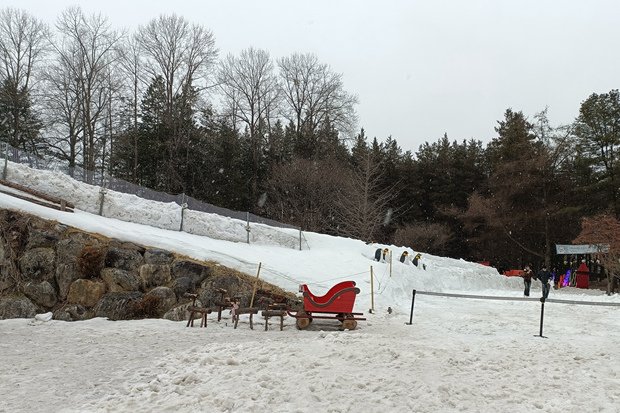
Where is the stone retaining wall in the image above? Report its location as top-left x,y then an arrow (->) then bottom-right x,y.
0,209 -> 292,321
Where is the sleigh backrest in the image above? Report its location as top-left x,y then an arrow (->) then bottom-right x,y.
300,281 -> 359,313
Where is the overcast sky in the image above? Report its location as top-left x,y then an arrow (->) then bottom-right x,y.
4,0 -> 620,153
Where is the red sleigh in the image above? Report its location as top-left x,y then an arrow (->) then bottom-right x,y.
287,281 -> 366,330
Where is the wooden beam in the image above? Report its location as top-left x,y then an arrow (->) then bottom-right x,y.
0,188 -> 74,213
0,179 -> 75,209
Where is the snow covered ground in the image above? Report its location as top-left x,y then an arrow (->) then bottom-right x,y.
0,162 -> 619,412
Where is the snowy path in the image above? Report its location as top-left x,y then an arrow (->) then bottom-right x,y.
1,296 -> 618,413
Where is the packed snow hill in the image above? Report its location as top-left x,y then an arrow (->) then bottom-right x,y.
1,161 -> 619,413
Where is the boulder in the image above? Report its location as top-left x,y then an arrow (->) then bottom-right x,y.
53,304 -> 90,321
101,268 -> 141,292
0,273 -> 15,293
22,281 -> 57,308
200,274 -> 252,307
0,238 -> 6,262
57,231 -> 104,259
0,261 -> 16,293
95,291 -> 143,320
172,276 -> 194,298
144,249 -> 174,265
76,245 -> 107,278
145,286 -> 177,316
18,247 -> 56,282
55,233 -> 104,299
105,245 -> 144,272
139,264 -> 171,290
171,259 -> 211,286
0,239 -> 13,292
26,225 -> 63,249
0,295 -> 37,319
56,262 -> 81,301
163,301 -> 202,322
67,279 -> 106,308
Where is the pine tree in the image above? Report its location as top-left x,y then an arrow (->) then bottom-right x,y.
574,90 -> 620,217
0,76 -> 43,154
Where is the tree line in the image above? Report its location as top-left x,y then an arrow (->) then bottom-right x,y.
1,7 -> 619,276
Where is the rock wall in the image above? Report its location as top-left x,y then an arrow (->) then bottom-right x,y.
0,209 -> 293,321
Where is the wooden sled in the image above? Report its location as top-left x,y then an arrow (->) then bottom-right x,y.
287,281 -> 365,330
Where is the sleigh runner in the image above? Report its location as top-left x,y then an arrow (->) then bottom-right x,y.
287,281 -> 366,330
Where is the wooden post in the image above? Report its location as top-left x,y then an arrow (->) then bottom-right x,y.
370,266 -> 375,313
299,228 -> 302,251
389,249 -> 393,277
179,193 -> 187,232
98,186 -> 106,216
249,262 -> 262,308
246,212 -> 250,244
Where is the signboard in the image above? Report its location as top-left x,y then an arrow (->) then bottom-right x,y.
555,244 -> 609,254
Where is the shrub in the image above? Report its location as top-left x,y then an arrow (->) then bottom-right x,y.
77,245 -> 106,278
394,222 -> 453,255
131,295 -> 161,318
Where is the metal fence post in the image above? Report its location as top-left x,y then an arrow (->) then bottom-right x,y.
2,142 -> 8,180
98,186 -> 107,216
535,298 -> 547,338
406,289 -> 416,325
179,193 -> 187,232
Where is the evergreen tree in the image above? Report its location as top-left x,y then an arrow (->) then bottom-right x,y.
199,111 -> 248,210
406,135 -> 486,257
136,76 -> 169,190
460,109 -> 572,266
574,90 -> 620,217
0,76 -> 43,154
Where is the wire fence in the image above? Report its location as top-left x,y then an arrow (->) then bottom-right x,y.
406,289 -> 620,336
1,142 -> 304,249
412,290 -> 620,307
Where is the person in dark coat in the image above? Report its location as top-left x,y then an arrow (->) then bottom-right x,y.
374,248 -> 382,262
537,266 -> 552,299
522,265 -> 533,296
399,251 -> 409,263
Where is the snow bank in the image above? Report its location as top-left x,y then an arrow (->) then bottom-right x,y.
6,161 -> 299,248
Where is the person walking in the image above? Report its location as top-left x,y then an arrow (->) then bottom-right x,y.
522,265 -> 533,296
537,265 -> 552,299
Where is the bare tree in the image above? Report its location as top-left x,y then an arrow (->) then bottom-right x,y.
277,53 -> 358,150
265,157 -> 348,233
573,214 -> 620,295
42,57 -> 83,172
332,151 -> 396,242
136,14 -> 217,117
218,48 -> 279,137
135,14 -> 217,191
117,35 -> 147,180
51,7 -> 123,180
394,222 -> 453,255
118,36 -> 146,130
217,47 -> 280,200
0,8 -> 49,91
